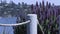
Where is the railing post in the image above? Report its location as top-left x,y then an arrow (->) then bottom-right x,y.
27,14 -> 37,34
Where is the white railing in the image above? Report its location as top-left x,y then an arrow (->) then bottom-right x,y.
0,14 -> 38,34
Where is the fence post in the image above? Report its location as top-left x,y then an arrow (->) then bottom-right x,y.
27,14 -> 37,34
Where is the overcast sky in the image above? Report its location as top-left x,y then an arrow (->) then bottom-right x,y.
4,0 -> 60,5
1,0 -> 60,5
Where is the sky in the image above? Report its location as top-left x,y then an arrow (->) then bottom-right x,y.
4,0 -> 60,5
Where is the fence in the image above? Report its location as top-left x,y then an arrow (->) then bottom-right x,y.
0,14 -> 38,34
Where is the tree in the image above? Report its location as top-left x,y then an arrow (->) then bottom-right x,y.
9,0 -> 16,8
